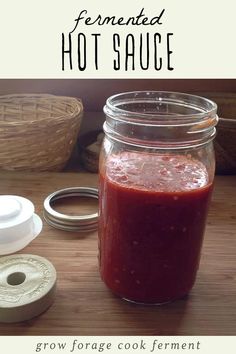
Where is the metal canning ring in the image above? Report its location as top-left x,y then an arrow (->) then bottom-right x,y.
43,187 -> 99,232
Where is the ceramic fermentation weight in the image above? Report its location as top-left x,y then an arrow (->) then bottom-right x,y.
0,254 -> 56,323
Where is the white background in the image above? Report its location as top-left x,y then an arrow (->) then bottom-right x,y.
0,336 -> 236,354
0,0 -> 235,352
0,0 -> 235,78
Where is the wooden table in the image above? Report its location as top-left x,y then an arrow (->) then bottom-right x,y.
0,171 -> 235,335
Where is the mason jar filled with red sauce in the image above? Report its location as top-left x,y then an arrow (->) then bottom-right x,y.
99,91 -> 218,304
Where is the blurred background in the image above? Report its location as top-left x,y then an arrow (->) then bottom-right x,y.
0,79 -> 235,174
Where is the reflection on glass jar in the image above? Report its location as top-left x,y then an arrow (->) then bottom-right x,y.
99,91 -> 218,304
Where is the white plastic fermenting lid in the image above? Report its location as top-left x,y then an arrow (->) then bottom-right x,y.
0,195 -> 42,255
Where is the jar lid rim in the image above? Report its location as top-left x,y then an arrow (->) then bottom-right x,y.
105,91 -> 217,122
43,187 -> 98,232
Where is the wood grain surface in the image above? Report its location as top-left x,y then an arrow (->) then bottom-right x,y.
0,171 -> 235,335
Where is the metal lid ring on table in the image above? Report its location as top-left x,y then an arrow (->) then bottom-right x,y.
43,187 -> 99,232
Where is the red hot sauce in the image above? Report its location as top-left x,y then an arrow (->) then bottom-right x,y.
99,151 -> 213,304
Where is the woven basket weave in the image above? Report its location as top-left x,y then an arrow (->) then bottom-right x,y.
0,94 -> 83,171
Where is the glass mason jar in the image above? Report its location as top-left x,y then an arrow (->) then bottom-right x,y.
98,91 -> 218,304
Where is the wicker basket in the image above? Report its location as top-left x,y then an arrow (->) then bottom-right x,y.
0,94 -> 83,171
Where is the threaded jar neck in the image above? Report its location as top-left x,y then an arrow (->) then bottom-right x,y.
103,91 -> 218,149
